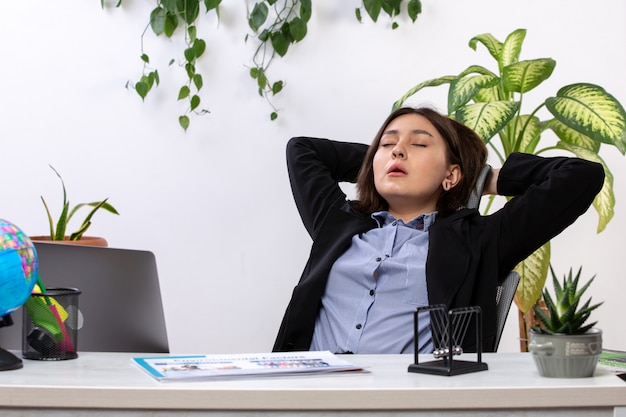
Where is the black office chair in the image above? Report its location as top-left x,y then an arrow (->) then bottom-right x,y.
468,165 -> 520,351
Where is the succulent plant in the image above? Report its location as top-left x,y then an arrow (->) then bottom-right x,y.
532,266 -> 602,335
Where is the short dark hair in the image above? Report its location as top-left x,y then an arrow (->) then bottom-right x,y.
353,107 -> 488,216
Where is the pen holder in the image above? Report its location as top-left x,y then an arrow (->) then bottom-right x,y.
22,287 -> 81,360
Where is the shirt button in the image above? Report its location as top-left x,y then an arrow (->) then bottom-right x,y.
392,221 -> 397,226
376,257 -> 382,262
356,324 -> 362,330
369,289 -> 375,296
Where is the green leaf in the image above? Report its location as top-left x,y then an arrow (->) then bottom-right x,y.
193,73 -> 203,90
256,69 -> 267,90
500,28 -> 526,68
55,201 -> 70,240
256,29 -> 268,42
179,0 -> 200,24
190,94 -> 200,110
184,47 -> 195,62
270,31 -> 289,57
249,2 -> 269,32
164,12 -> 179,37
548,119 -> 599,153
185,62 -> 195,78
179,115 -> 190,131
455,101 -> 520,142
448,67 -> 499,113
149,7 -> 168,35
270,111 -> 278,121
289,17 -> 307,42
135,81 -> 149,100
407,0 -> 422,22
511,115 -> 542,154
469,32 -> 503,64
546,83 -> 626,154
474,85 -> 500,104
279,22 -> 294,44
188,25 -> 197,42
381,0 -> 401,16
193,38 -> 206,58
355,7 -> 362,22
249,67 -> 259,79
392,75 -> 457,111
300,0 -> 312,22
514,242 -> 550,313
363,0 -> 382,22
178,85 -> 190,100
271,80 -> 283,95
555,141 -> 615,233
502,58 -> 556,94
204,0 -> 221,11
140,53 -> 150,64
40,196 -> 55,239
161,0 -> 177,12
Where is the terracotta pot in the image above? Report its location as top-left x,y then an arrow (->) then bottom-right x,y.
29,236 -> 108,247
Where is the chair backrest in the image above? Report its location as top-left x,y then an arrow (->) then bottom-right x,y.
494,271 -> 520,351
467,165 -> 520,351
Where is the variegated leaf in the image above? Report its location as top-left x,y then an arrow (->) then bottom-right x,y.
500,28 -> 527,69
455,101 -> 520,143
548,119 -> 600,153
555,141 -> 615,233
392,75 -> 456,111
509,114 -> 542,154
514,242 -> 550,313
503,58 -> 556,94
474,85 -> 500,103
468,32 -> 503,64
546,83 -> 626,154
448,72 -> 499,113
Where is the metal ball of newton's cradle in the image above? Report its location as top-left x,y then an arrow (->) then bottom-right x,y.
433,345 -> 463,359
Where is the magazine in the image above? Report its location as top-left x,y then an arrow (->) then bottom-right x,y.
598,348 -> 626,375
132,351 -> 365,381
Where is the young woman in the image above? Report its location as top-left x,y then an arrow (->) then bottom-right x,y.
273,107 -> 605,354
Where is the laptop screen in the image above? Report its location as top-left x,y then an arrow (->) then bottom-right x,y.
0,242 -> 169,354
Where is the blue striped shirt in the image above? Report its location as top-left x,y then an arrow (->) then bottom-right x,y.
310,211 -> 436,354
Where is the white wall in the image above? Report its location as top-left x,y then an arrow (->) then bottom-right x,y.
1,0 -> 624,354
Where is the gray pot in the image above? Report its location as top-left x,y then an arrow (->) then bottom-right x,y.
528,328 -> 602,378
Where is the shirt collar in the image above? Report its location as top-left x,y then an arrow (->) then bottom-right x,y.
371,211 -> 437,231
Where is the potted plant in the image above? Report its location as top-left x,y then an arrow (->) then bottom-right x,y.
29,165 -> 119,247
392,28 -> 626,347
528,266 -> 603,378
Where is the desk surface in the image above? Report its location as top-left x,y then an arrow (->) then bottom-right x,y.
0,352 -> 625,412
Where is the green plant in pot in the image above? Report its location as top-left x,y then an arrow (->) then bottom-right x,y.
392,27 -> 626,348
30,165 -> 119,247
528,266 -> 603,378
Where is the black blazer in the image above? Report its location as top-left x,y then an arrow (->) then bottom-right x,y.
273,137 -> 605,353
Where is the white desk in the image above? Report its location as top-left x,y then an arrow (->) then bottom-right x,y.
0,352 -> 625,416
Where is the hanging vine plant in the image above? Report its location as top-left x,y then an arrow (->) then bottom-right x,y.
102,0 -> 423,130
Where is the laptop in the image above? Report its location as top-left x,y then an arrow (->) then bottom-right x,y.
0,242 -> 169,353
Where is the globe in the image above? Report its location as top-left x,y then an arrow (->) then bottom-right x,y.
0,219 -> 38,317
0,219 -> 38,371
